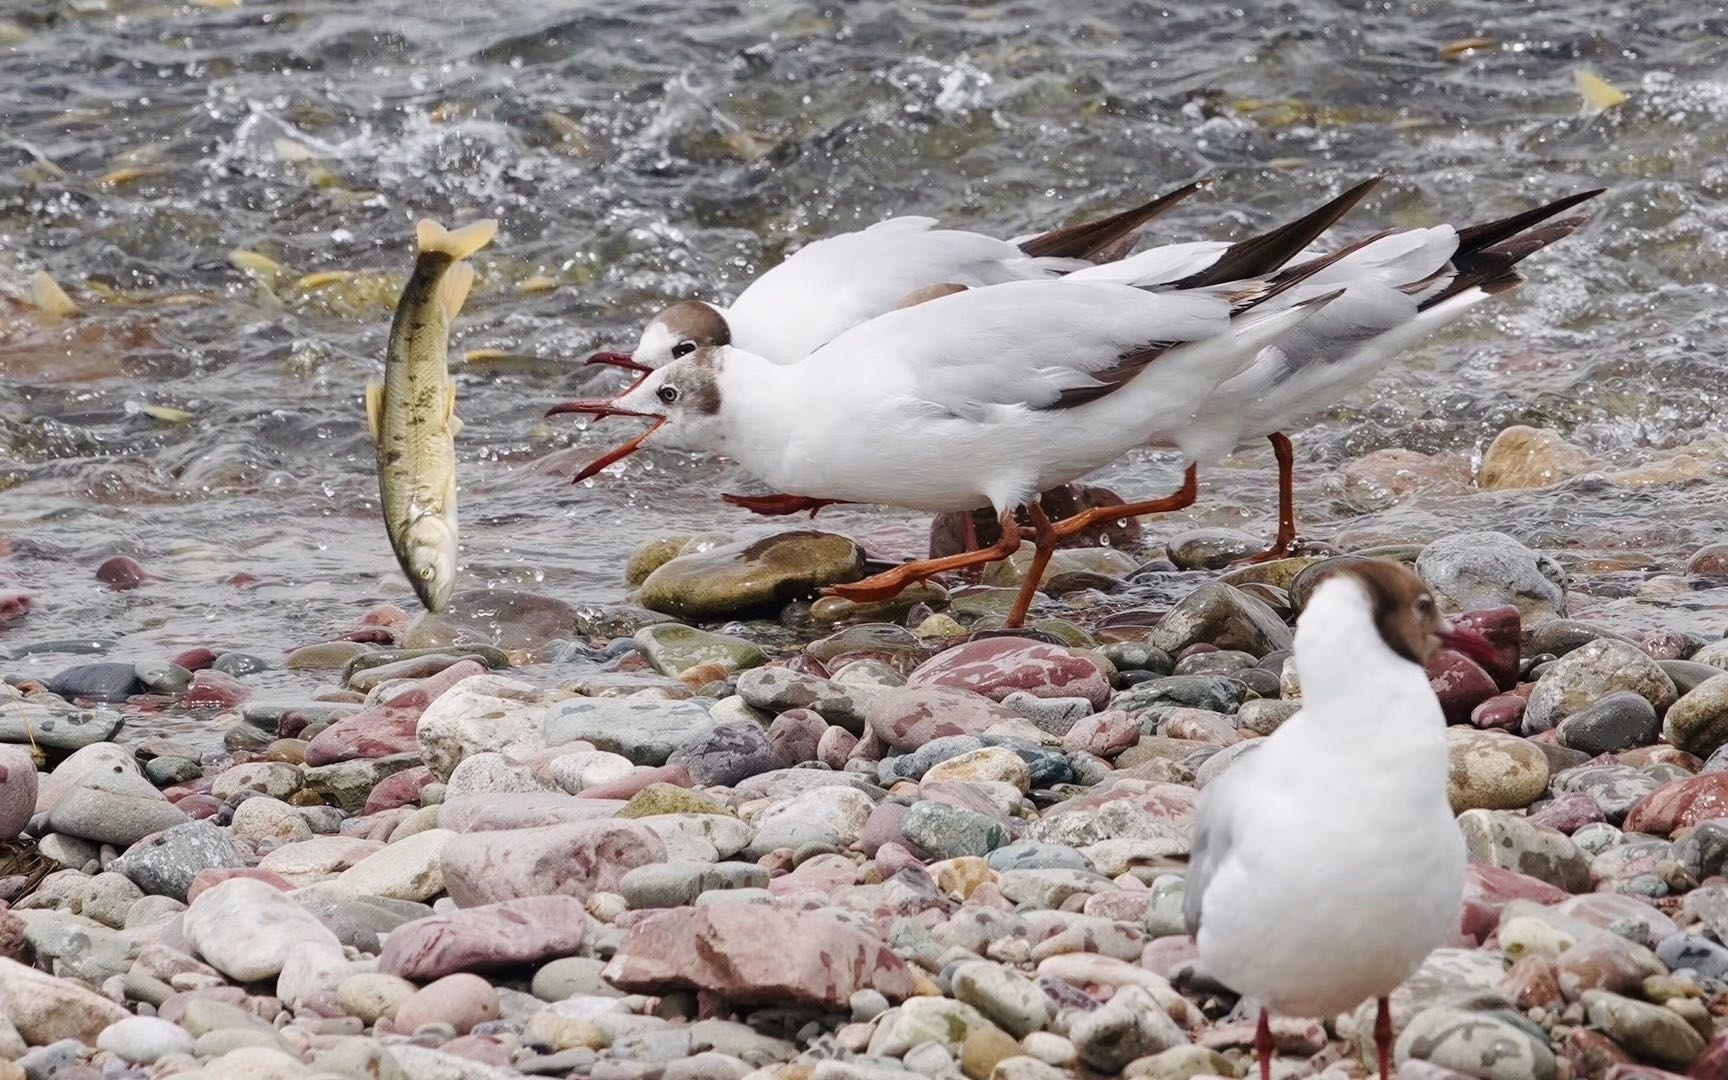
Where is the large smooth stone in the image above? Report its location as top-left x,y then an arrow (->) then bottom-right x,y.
907,637 -> 1111,708
1448,729 -> 1551,813
544,697 -> 716,766
400,589 -> 580,656
1145,582 -> 1293,658
438,820 -> 668,906
109,822 -> 248,901
632,624 -> 766,678
0,956 -> 129,1045
638,531 -> 865,618
1457,810 -> 1589,892
0,746 -> 39,839
379,895 -> 592,981
1522,640 -> 1676,735
1662,673 -> 1728,758
1416,532 -> 1566,620
182,877 -> 343,982
865,687 -> 1019,753
603,905 -> 914,1009
416,673 -> 562,780
0,698 -> 123,751
305,660 -> 485,766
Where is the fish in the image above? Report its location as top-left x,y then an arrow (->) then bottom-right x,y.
1575,68 -> 1629,116
368,216 -> 497,613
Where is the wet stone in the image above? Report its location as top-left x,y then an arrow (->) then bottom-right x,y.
1523,639 -> 1677,735
637,531 -> 865,619
1165,528 -> 1259,570
46,662 -> 143,703
1662,673 -> 1728,758
633,624 -> 766,678
1558,691 -> 1660,755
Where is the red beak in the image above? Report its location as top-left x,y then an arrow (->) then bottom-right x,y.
579,353 -> 653,426
1439,625 -> 1501,671
586,351 -> 653,376
545,399 -> 667,484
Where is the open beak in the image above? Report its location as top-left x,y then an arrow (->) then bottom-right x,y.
579,353 -> 653,425
586,351 -> 653,376
1438,624 -> 1501,671
544,400 -> 666,484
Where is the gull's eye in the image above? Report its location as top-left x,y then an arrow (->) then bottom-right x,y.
671,340 -> 697,359
1415,594 -> 1434,616
657,385 -> 681,405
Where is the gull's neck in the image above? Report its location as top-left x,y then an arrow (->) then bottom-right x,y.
709,348 -> 808,481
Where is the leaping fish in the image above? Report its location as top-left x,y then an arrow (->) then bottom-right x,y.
367,217 -> 496,613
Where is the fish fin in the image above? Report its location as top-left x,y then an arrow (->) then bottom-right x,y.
1575,69 -> 1628,115
444,380 -> 461,433
436,262 -> 476,322
365,381 -> 383,441
416,218 -> 498,260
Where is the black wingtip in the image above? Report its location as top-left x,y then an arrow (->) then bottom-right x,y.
1422,212 -> 1594,309
1454,188 -> 1606,256
1019,178 -> 1212,262
1170,174 -> 1384,289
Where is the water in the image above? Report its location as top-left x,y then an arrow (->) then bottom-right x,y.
3,0 -> 1728,690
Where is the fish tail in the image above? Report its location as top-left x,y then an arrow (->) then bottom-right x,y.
415,218 -> 499,260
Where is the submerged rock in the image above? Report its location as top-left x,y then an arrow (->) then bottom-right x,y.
638,530 -> 865,618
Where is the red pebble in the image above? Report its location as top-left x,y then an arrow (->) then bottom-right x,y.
182,669 -> 250,709
186,867 -> 295,904
173,794 -> 225,820
1470,693 -> 1527,732
95,555 -> 151,591
172,648 -> 218,672
0,590 -> 30,623
226,573 -> 259,588
363,766 -> 437,815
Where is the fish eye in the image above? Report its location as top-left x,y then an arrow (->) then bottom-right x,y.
671,340 -> 697,359
419,566 -> 435,580
657,385 -> 681,405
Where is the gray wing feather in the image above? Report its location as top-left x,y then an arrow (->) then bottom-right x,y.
1183,803 -> 1230,935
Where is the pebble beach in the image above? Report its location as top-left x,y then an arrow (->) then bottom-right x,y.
6,1 -> 1728,1079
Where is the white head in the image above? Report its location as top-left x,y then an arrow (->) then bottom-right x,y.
547,346 -> 739,480
1297,559 -> 1499,675
627,300 -> 732,370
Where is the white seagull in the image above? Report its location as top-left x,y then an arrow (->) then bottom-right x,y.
548,231 -> 1365,626
1184,559 -> 1488,1079
587,180 -> 1211,379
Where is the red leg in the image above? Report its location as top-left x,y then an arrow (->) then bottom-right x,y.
1236,432 -> 1299,564
960,512 -> 980,554
722,493 -> 851,517
1005,503 -> 1058,629
1044,465 -> 1199,541
824,511 -> 1024,604
1257,1007 -> 1273,1080
1376,996 -> 1393,1080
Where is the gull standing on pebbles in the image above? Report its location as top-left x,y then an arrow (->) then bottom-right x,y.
1184,559 -> 1497,1079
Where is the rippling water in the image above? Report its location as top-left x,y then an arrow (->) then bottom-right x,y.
3,0 -> 1728,688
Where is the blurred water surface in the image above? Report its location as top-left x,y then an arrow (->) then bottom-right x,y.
2,0 -> 1727,682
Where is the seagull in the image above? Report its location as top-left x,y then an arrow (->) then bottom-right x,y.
1184,559 -> 1489,1079
575,179 -> 1385,540
547,230 -> 1366,627
587,179 -> 1211,380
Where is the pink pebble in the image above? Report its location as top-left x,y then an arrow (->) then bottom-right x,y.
578,764 -> 691,801
172,648 -> 218,672
0,590 -> 30,624
363,766 -> 437,815
186,867 -> 294,904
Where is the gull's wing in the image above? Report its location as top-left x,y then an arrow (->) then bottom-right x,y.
1185,743 -> 1268,935
727,219 -> 1087,363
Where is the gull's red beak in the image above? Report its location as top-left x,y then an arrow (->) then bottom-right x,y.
1439,624 -> 1501,671
545,399 -> 667,484
586,351 -> 653,376
579,353 -> 653,426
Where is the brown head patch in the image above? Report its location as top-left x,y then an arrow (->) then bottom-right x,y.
1324,559 -> 1445,664
662,346 -> 725,417
655,300 -> 731,348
